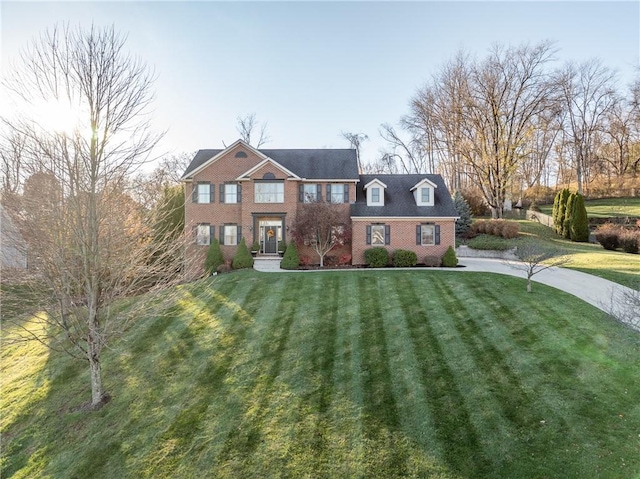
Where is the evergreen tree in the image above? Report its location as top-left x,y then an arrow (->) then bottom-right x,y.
551,191 -> 561,231
442,246 -> 459,267
280,241 -> 300,270
570,193 -> 589,242
557,188 -> 571,235
453,190 -> 473,236
232,238 -> 254,269
562,192 -> 575,239
205,238 -> 224,275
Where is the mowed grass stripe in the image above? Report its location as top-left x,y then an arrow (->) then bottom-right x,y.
394,273 -> 492,476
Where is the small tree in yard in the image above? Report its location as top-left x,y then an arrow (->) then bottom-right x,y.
291,201 -> 350,267
232,238 -> 254,269
442,246 -> 458,267
1,25 -> 194,410
205,238 -> 224,274
511,241 -> 570,292
453,190 -> 472,236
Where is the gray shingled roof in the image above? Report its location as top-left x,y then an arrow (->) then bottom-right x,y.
181,148 -> 359,180
350,174 -> 458,218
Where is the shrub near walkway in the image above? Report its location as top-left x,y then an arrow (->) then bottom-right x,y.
2,271 -> 639,479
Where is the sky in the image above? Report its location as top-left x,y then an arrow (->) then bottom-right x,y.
1,1 -> 639,168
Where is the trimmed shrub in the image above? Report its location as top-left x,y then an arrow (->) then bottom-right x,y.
470,219 -> 519,239
557,188 -> 571,235
339,253 -> 352,265
205,238 -> 224,275
442,246 -> 459,267
453,190 -> 473,236
620,231 -> 639,254
251,241 -> 260,253
551,191 -> 560,228
569,193 -> 589,242
594,223 -> 622,251
280,241 -> 300,269
364,247 -> 389,268
424,255 -> 442,267
393,249 -> 418,267
501,222 -> 520,239
217,261 -> 232,274
232,238 -> 254,269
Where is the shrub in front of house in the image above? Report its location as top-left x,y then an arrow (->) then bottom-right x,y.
424,255 -> 442,267
280,241 -> 300,269
620,230 -> 639,254
364,247 -> 389,268
393,249 -> 418,267
442,245 -> 459,267
594,223 -> 622,251
205,238 -> 224,275
232,238 -> 254,269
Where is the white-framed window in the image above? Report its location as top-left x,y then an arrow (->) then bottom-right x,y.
371,224 -> 385,245
421,187 -> 430,204
255,182 -> 284,203
225,184 -> 238,204
224,225 -> 238,246
196,224 -> 211,245
371,187 -> 380,203
421,224 -> 435,245
194,182 -> 212,204
303,184 -> 318,203
329,184 -> 348,204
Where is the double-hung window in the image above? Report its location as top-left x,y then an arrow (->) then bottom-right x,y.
417,224 -> 440,246
196,224 -> 211,245
371,187 -> 380,203
327,184 -> 349,204
193,182 -> 214,204
224,225 -> 238,246
303,184 -> 318,203
255,182 -> 284,203
366,224 -> 390,245
421,187 -> 430,204
224,184 -> 238,204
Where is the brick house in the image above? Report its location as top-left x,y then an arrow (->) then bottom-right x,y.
181,140 -> 458,271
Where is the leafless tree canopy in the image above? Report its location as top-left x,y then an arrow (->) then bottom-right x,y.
510,241 -> 570,292
1,24 -> 193,409
236,113 -> 270,148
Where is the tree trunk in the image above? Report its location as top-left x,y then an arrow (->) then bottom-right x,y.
88,338 -> 104,407
527,277 -> 532,293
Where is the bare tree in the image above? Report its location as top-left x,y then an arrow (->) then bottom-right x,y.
560,59 -> 618,194
236,113 -> 270,147
291,201 -> 351,267
510,241 -> 570,292
340,131 -> 368,173
1,24 -> 192,409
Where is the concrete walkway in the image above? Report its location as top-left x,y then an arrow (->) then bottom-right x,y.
254,257 -> 639,330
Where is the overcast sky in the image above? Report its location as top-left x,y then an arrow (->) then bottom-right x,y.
1,1 -> 638,167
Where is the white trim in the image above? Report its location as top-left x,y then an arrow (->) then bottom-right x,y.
181,139 -> 268,180
363,178 -> 388,189
236,157 -> 301,180
409,178 -> 438,191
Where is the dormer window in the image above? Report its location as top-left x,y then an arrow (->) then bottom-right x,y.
364,179 -> 387,206
411,178 -> 437,206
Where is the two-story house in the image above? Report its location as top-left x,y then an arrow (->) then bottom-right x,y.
181,139 -> 458,271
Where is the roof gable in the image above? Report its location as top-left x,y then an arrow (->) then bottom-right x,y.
363,178 -> 388,189
410,178 -> 438,191
181,140 -> 265,180
236,158 -> 300,180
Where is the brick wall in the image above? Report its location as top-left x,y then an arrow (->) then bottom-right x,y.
350,218 -> 456,265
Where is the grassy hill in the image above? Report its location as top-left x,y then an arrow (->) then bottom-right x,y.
538,196 -> 640,218
2,270 -> 640,478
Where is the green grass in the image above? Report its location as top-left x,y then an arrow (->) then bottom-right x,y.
539,197 -> 640,218
2,271 -> 640,478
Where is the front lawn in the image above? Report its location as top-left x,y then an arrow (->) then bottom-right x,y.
2,271 -> 639,478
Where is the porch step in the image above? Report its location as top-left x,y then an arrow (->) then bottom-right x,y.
253,256 -> 283,272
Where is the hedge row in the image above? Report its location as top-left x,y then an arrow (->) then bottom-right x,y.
364,246 -> 458,268
470,220 -> 520,239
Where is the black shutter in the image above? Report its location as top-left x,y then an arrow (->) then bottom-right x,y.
237,184 -> 242,203
435,225 -> 441,245
344,184 -> 349,203
317,184 -> 322,201
326,184 -> 332,203
416,225 -> 421,245
299,184 -> 304,202
209,183 -> 215,203
192,184 -> 198,203
366,225 -> 372,245
192,225 -> 197,242
384,225 -> 391,245
237,225 -> 242,244
209,225 -> 215,245
219,225 -> 225,245
219,184 -> 225,203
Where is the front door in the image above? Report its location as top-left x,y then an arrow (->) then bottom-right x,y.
264,226 -> 278,254
258,219 -> 283,254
